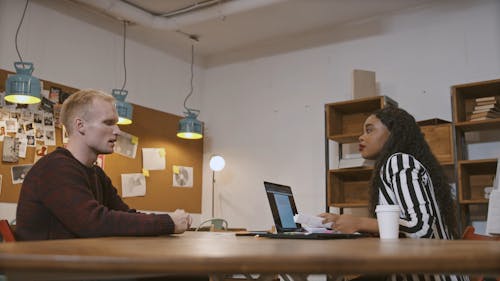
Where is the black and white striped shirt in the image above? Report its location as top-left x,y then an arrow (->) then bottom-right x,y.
378,153 -> 468,281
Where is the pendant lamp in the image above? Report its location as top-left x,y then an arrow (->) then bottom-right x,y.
113,20 -> 133,125
177,44 -> 203,140
112,89 -> 133,125
5,0 -> 41,105
5,62 -> 41,104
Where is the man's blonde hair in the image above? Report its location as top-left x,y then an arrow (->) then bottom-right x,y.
60,89 -> 115,134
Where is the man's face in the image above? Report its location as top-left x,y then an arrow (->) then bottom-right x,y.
80,100 -> 120,155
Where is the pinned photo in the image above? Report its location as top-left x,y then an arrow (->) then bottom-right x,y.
114,131 -> 138,159
172,165 -> 193,188
11,164 -> 33,184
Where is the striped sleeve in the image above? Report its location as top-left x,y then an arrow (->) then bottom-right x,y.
379,153 -> 445,239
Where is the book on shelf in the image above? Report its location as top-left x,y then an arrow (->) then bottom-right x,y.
475,96 -> 500,103
471,116 -> 499,121
338,157 -> 375,169
473,103 -> 500,111
470,110 -> 500,120
472,107 -> 500,114
476,100 -> 499,106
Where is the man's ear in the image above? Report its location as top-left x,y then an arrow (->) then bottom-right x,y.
75,118 -> 85,135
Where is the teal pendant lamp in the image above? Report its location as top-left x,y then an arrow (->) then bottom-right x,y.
113,20 -> 133,125
178,109 -> 203,139
112,89 -> 133,125
5,0 -> 41,105
5,62 -> 41,104
177,43 -> 203,140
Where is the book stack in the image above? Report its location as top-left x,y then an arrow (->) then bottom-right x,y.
470,96 -> 500,121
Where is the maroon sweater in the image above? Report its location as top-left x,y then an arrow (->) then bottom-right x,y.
16,147 -> 174,241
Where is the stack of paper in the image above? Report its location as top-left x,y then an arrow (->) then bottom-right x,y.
294,213 -> 333,233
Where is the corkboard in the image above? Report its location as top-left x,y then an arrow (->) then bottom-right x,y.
0,68 -> 203,213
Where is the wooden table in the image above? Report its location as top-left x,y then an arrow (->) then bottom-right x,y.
0,232 -> 499,280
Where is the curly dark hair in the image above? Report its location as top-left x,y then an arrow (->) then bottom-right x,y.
367,106 -> 459,238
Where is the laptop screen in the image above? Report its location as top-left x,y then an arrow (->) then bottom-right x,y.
264,181 -> 301,232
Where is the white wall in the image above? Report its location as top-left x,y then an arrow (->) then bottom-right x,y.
0,0 -> 203,116
1,0 -> 499,231
201,0 -> 500,230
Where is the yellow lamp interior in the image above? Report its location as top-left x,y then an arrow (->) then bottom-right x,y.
177,132 -> 203,139
5,94 -> 41,104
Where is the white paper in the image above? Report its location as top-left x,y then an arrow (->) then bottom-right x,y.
17,138 -> 27,158
486,158 -> 500,235
121,173 -> 146,198
142,148 -> 166,170
294,213 -> 333,229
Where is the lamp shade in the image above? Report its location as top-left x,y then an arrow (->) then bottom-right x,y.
177,110 -> 203,139
5,62 -> 41,104
112,89 -> 133,125
209,155 -> 225,171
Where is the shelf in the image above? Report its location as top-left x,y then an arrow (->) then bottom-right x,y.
460,199 -> 490,205
326,96 -> 397,143
418,122 -> 454,165
457,159 -> 497,203
454,119 -> 500,132
327,167 -> 373,207
451,78 -> 500,123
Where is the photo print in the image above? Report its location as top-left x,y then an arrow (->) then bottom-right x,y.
2,136 -> 19,163
172,165 -> 193,188
48,87 -> 61,104
44,113 -> 54,127
45,129 -> 56,146
33,111 -> 43,125
11,164 -> 33,184
62,125 -> 69,144
34,143 -> 49,163
5,119 -> 17,133
121,173 -> 146,198
0,120 -> 6,141
114,131 -> 138,159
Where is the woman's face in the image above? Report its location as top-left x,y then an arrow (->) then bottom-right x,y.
358,115 -> 390,160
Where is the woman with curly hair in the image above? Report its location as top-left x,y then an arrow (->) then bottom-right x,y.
320,106 -> 466,281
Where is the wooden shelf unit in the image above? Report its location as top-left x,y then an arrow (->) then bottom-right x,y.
326,96 -> 397,143
451,78 -> 500,226
417,119 -> 455,166
457,159 -> 497,204
325,99 -> 456,212
325,96 -> 397,210
327,167 -> 372,208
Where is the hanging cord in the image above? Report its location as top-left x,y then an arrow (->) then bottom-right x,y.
15,0 -> 30,64
183,44 -> 195,112
119,20 -> 128,92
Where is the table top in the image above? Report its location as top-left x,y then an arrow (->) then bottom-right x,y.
0,232 -> 499,277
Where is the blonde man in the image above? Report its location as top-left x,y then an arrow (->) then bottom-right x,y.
16,89 -> 190,240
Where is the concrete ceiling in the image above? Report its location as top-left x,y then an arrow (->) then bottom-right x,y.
35,0 -> 435,66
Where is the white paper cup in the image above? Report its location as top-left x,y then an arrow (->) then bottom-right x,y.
375,204 -> 400,239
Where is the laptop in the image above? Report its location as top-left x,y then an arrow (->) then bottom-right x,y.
261,181 -> 366,239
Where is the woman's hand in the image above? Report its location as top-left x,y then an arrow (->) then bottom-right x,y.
319,213 -> 376,234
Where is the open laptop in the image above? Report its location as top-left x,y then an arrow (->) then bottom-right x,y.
261,181 -> 366,239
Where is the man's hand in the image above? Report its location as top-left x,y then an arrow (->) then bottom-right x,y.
170,209 -> 192,234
